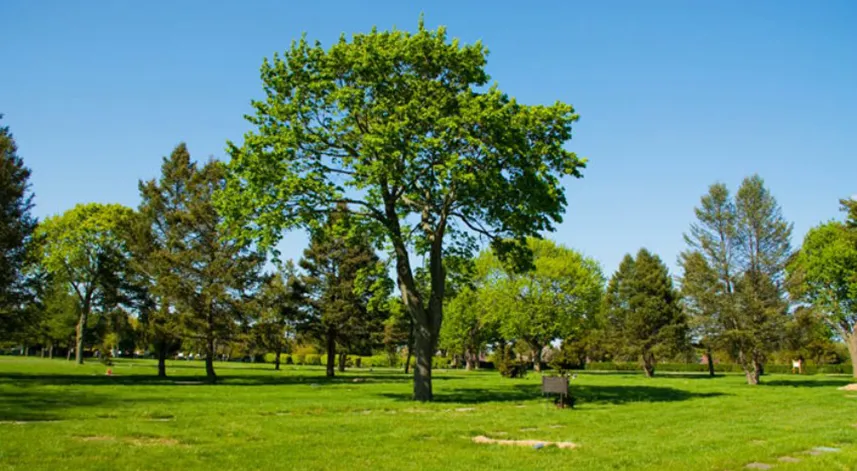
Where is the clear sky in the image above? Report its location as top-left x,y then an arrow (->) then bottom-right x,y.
2,0 -> 855,276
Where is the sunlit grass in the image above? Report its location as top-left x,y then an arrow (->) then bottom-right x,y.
1,357 -> 856,470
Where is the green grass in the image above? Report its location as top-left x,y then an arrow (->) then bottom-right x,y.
2,357 -> 857,470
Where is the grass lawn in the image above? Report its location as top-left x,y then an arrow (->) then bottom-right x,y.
1,357 -> 857,470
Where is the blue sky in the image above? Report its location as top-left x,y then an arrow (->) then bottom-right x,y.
2,0 -> 855,276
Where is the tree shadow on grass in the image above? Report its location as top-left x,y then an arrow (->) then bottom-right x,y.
0,388 -> 184,422
761,379 -> 854,388
379,383 -> 726,404
0,371 -> 460,388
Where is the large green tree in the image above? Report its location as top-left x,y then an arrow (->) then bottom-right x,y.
217,21 -> 585,400
35,203 -> 136,364
139,144 -> 264,381
681,176 -> 792,384
298,205 -> 391,377
789,202 -> 857,376
604,249 -> 687,377
0,115 -> 37,340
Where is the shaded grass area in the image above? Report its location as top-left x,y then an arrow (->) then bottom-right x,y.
1,357 -> 857,470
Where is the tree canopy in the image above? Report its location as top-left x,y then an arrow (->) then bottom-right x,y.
217,20 -> 585,400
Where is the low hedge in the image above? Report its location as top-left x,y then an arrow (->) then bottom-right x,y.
584,362 -> 852,375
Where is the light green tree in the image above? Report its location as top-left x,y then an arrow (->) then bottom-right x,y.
217,21 -> 585,400
477,238 -> 603,371
789,203 -> 857,376
35,203 -> 136,364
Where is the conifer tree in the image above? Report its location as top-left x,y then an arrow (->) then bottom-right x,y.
297,204 -> 391,377
604,249 -> 687,376
0,115 -> 37,340
137,144 -> 264,381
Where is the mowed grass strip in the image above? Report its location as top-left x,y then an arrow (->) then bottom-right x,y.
1,357 -> 857,470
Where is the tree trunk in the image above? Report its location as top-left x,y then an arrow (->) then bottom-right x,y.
465,350 -> 476,371
23,344 -> 28,357
326,329 -> 336,377
205,337 -> 216,381
413,325 -> 433,401
383,193 -> 444,401
75,308 -> 89,365
48,345 -> 54,360
157,346 -> 167,378
532,345 -> 544,372
274,346 -> 281,371
706,346 -> 715,377
67,347 -> 72,361
848,334 -> 857,378
404,346 -> 412,375
642,352 -> 655,377
338,352 -> 346,373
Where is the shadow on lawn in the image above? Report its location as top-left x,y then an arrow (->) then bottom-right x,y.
0,388 -> 180,422
761,379 -> 853,388
380,383 -> 726,404
0,371 -> 459,388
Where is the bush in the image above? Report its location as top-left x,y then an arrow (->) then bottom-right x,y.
432,356 -> 452,369
294,354 -> 306,365
305,354 -> 322,366
285,355 -> 293,365
495,346 -> 527,378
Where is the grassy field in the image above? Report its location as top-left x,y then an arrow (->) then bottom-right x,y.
2,358 -> 857,470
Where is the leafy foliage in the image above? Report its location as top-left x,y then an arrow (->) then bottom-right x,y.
34,203 -> 137,363
217,20 -> 585,400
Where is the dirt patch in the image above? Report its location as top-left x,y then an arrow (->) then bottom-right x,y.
519,427 -> 538,432
778,457 -> 801,463
838,384 -> 857,391
549,425 -> 565,429
472,435 -> 577,449
127,437 -> 181,447
79,436 -> 116,442
455,408 -> 475,412
744,463 -> 772,470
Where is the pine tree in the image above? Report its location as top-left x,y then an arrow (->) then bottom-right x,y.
137,144 -> 264,381
681,175 -> 791,384
254,261 -> 302,370
604,249 -> 687,377
0,115 -> 37,340
298,204 -> 391,377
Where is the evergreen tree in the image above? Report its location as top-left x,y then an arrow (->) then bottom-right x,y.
604,249 -> 687,377
137,144 -> 264,381
298,204 -> 391,377
254,261 -> 302,370
0,115 -> 37,340
681,176 -> 792,384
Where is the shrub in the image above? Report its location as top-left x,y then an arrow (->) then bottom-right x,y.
495,345 -> 527,378
294,354 -> 306,365
305,354 -> 322,366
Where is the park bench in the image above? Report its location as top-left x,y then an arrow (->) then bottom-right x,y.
542,375 -> 575,408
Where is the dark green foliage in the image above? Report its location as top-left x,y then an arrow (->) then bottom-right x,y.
495,344 -> 528,378
0,115 -> 37,340
681,176 -> 792,384
253,262 -> 301,370
137,144 -> 264,381
603,249 -> 688,377
297,204 -> 392,377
